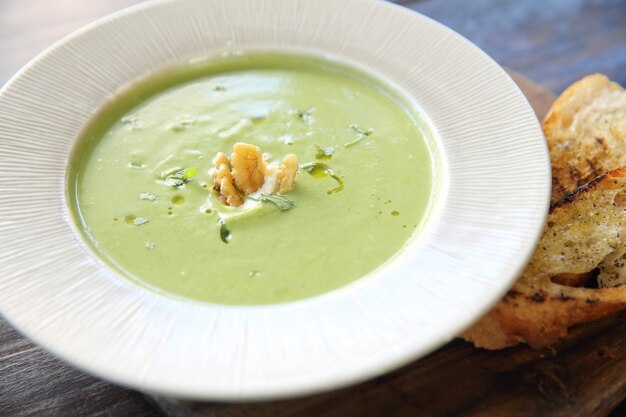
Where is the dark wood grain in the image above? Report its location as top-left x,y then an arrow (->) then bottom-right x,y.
0,319 -> 158,417
151,312 -> 626,417
406,0 -> 626,93
1,1 -> 625,416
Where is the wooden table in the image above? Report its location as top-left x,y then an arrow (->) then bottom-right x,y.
2,1 -> 625,415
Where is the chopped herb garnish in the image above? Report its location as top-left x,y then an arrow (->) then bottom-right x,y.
315,146 -> 334,161
139,193 -> 158,201
349,124 -> 373,136
344,124 -> 373,147
296,108 -> 315,125
166,178 -> 185,187
218,219 -> 231,244
133,217 -> 149,226
256,194 -> 295,211
182,168 -> 199,180
162,167 -> 199,187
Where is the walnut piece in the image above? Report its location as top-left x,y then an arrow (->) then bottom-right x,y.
277,154 -> 298,193
230,143 -> 267,195
212,152 -> 244,207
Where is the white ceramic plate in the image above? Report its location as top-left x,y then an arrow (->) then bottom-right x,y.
0,0 -> 550,401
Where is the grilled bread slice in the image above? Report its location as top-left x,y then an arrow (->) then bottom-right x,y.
544,74 -> 626,203
464,167 -> 626,349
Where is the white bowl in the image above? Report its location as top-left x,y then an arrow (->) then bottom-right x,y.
0,0 -> 550,401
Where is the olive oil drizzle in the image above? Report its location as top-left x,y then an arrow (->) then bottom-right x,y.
300,162 -> 344,194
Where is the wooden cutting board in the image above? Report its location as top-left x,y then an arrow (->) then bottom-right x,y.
147,72 -> 626,417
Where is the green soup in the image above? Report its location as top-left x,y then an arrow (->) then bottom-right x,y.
69,54 -> 437,305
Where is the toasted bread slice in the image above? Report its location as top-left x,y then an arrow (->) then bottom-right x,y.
544,74 -> 626,203
463,167 -> 626,349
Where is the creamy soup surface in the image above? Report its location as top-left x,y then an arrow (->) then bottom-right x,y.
70,54 -> 437,305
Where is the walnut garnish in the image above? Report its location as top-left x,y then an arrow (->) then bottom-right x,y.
212,152 -> 244,207
277,154 -> 298,193
211,143 -> 298,207
230,143 -> 267,195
